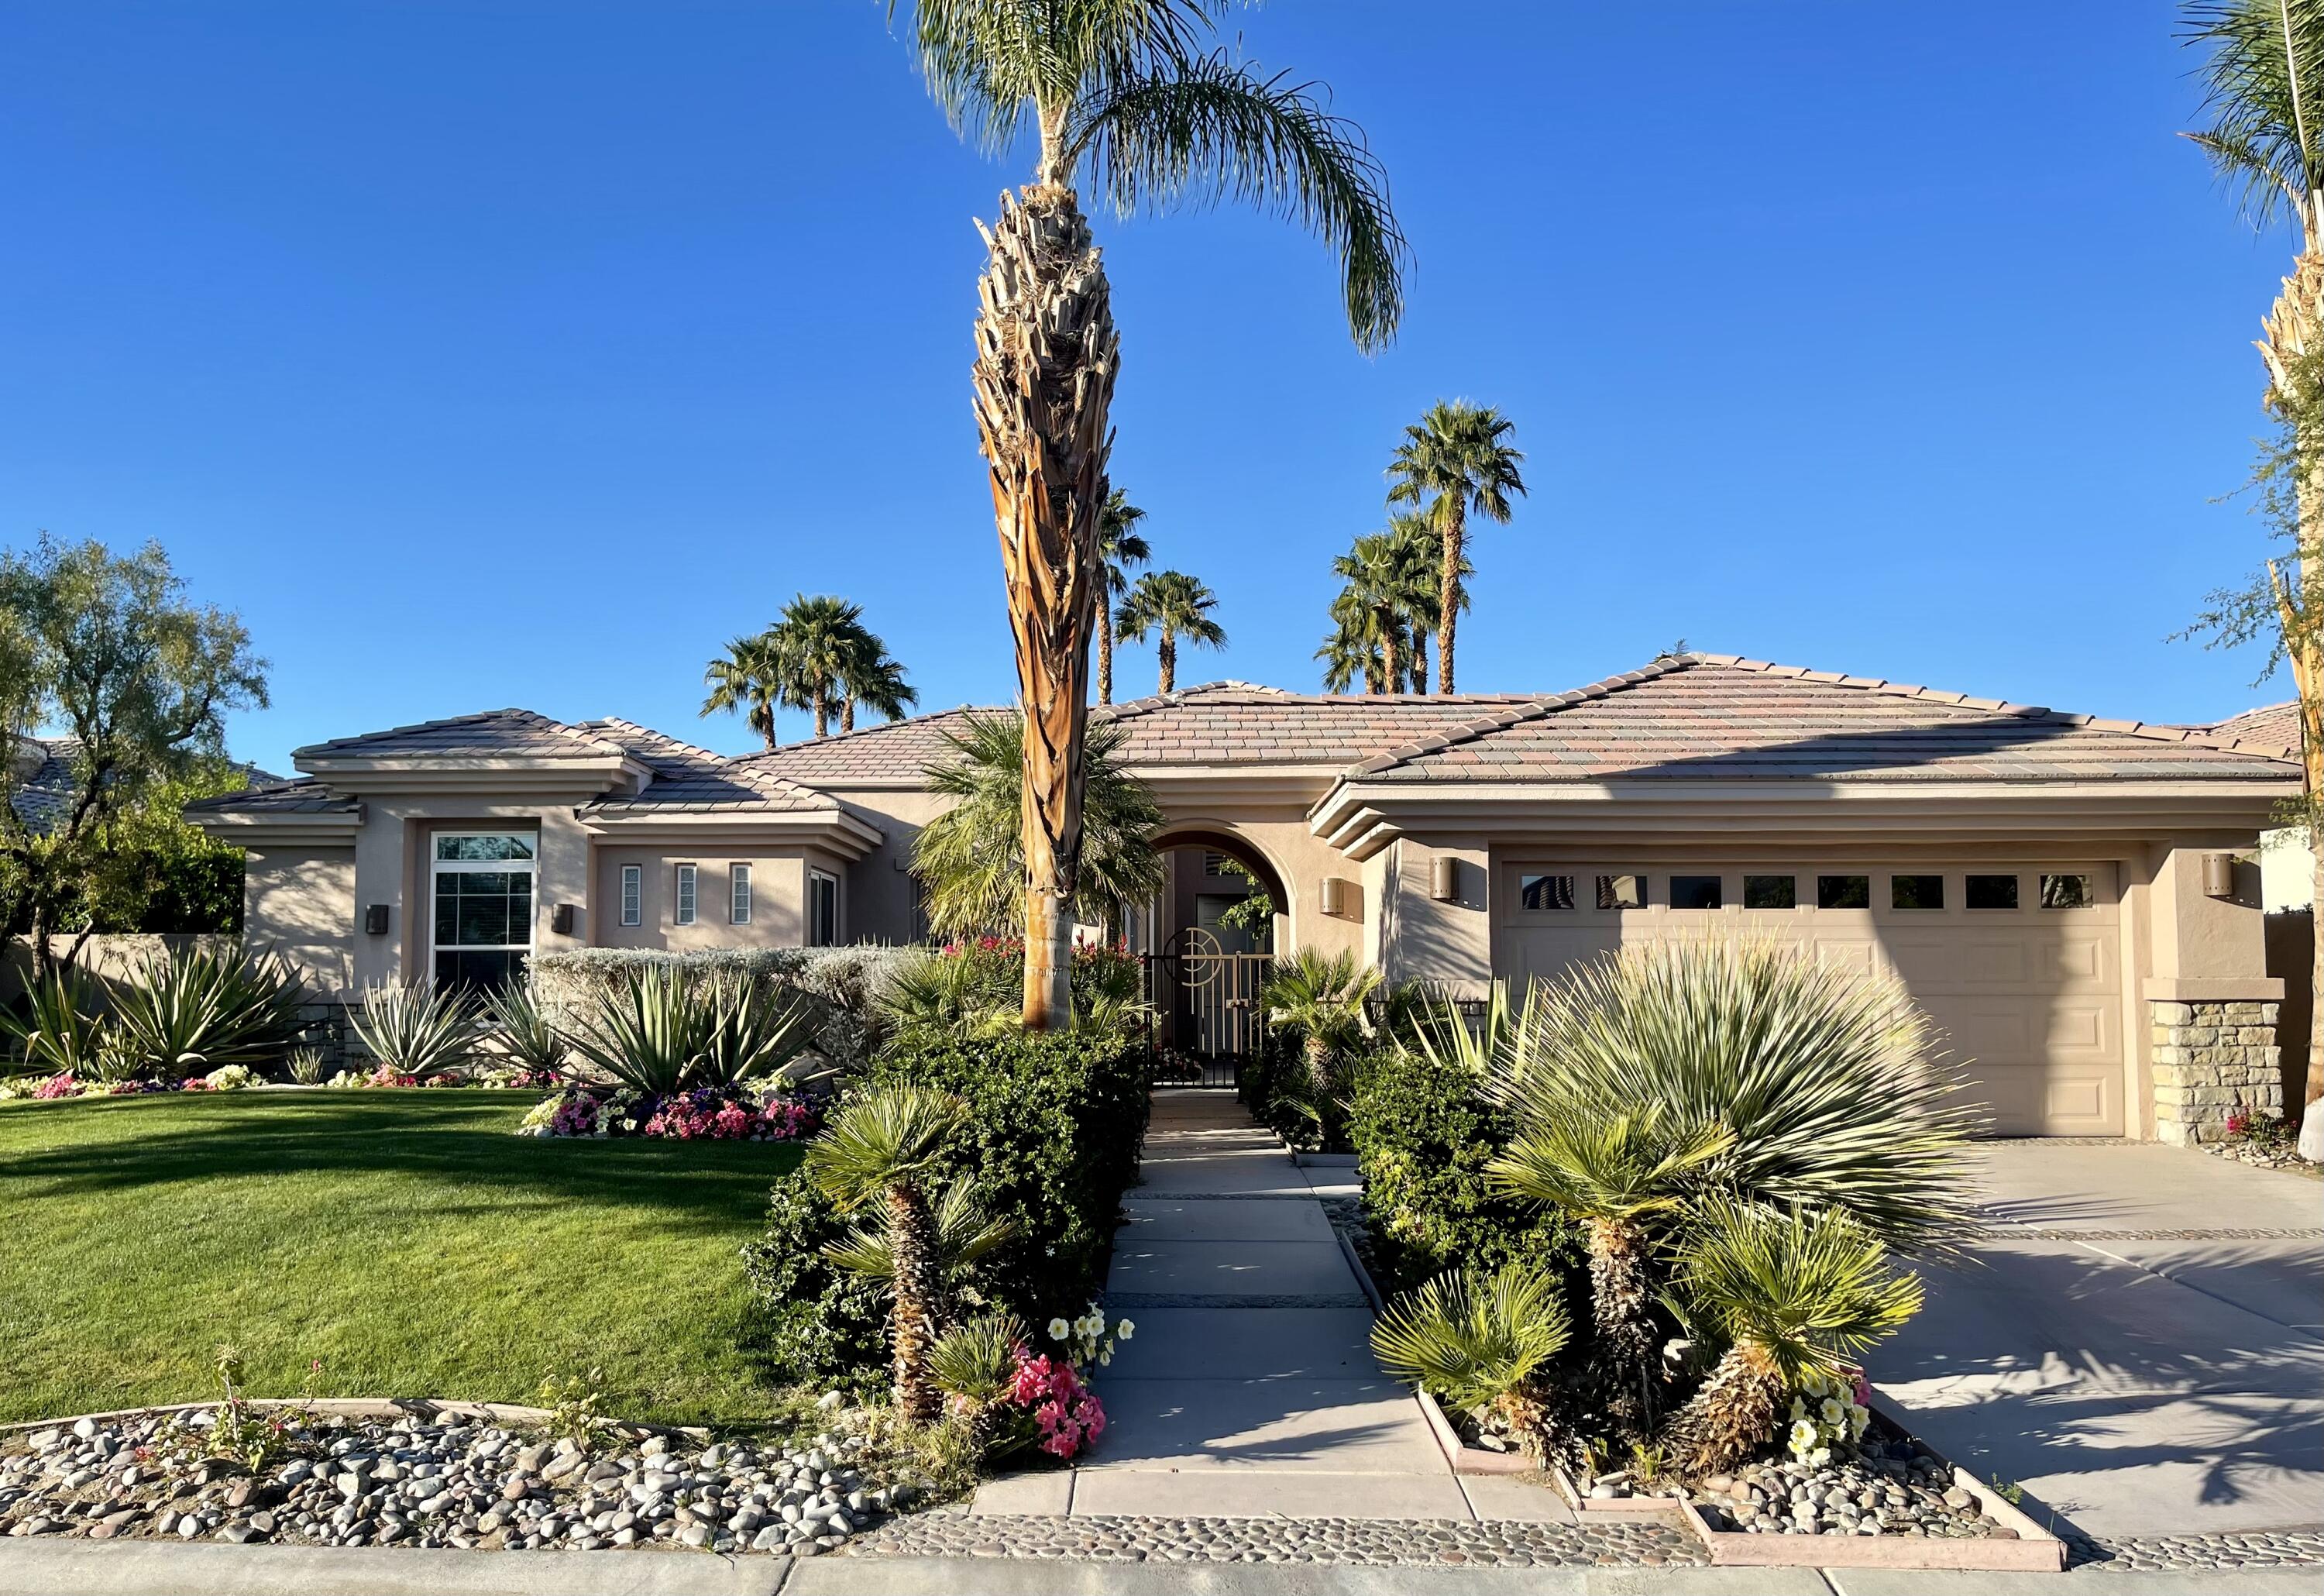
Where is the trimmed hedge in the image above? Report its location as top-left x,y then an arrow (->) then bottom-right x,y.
531,945 -> 913,1073
1346,1048 -> 1576,1299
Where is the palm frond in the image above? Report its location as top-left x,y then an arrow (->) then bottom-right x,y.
1258,947 -> 1381,1054
1487,1104 -> 1734,1227
927,1311 -> 1029,1405
806,1083 -> 971,1211
827,1176 -> 1019,1280
1674,1195 -> 1923,1381
2180,0 -> 2324,239
1065,50 -> 1406,349
1371,1261 -> 1571,1412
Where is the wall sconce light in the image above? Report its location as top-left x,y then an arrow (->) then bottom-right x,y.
2202,852 -> 2237,898
363,904 -> 390,936
551,903 -> 576,936
1319,876 -> 1351,918
1429,856 -> 1459,903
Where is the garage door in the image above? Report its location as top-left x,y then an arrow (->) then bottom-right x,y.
1494,862 -> 2123,1136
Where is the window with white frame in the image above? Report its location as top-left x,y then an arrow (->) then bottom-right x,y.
808,870 -> 839,948
620,865 -> 642,927
730,863 -> 752,925
431,831 -> 536,994
675,863 -> 697,926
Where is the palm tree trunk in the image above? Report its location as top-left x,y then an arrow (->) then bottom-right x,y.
1159,629 -> 1177,694
812,674 -> 830,740
1661,1342 -> 1784,1478
885,1181 -> 943,1424
1586,1216 -> 1656,1372
843,698 -> 857,734
971,184 -> 1118,1031
1437,507 -> 1465,693
1098,593 -> 1115,705
1378,609 -> 1399,693
1305,1034 -> 1332,1094
1408,633 -> 1428,694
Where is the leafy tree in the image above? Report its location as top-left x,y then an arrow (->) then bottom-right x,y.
700,633 -> 785,750
1385,402 -> 1527,691
2181,0 -> 2324,1113
0,537 -> 267,980
912,711 -> 1164,938
1114,569 -> 1226,694
878,0 -> 1406,1028
1096,490 -> 1151,706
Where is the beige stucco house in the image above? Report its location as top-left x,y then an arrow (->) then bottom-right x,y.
188,653 -> 2303,1144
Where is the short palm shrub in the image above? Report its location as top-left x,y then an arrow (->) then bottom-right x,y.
2,975 -> 113,1078
1259,947 -> 1380,1089
349,983 -> 479,1082
1371,1261 -> 1570,1441
112,945 -> 307,1078
1659,1197 -> 1922,1477
873,939 -> 1145,1037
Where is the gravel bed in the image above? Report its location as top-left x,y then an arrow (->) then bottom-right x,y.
1686,1450 -> 2009,1539
842,1511 -> 1705,1566
2200,1139 -> 2321,1178
0,1408 -> 911,1554
2068,1527 -> 2324,1570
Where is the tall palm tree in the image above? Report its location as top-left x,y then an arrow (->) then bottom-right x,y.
1386,510 -> 1463,691
1115,569 -> 1226,693
835,627 -> 919,734
1385,402 -> 1527,692
1330,531 -> 1410,691
1315,613 -> 1377,694
879,1 -> 1406,1030
805,1085 -> 971,1422
911,710 -> 1165,938
1097,489 -> 1151,707
768,594 -> 861,740
2184,0 -> 2324,1116
700,633 -> 784,750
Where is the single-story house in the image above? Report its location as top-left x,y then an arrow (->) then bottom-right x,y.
187,652 -> 2303,1144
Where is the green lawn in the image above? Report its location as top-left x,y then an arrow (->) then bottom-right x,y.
0,1092 -> 801,1427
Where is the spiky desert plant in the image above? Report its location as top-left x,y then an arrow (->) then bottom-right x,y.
825,1176 -> 1019,1299
480,980 -> 568,1078
1487,1105 -> 1732,1375
1259,947 -> 1382,1091
1493,940 -> 1984,1257
2,974 -> 111,1078
285,1045 -> 327,1085
111,945 -> 306,1078
928,1312 -> 1033,1463
1660,1197 -> 1923,1477
1372,1261 -> 1571,1430
349,983 -> 479,1082
806,1085 -> 971,1422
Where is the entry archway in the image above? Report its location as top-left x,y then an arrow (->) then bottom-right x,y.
1141,826 -> 1290,1078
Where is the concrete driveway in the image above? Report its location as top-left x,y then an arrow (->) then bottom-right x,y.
1875,1140 -> 2323,1541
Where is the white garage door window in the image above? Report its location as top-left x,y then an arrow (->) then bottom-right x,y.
1495,863 -> 2122,1137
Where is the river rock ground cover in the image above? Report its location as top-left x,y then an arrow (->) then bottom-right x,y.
0,1092 -> 801,1425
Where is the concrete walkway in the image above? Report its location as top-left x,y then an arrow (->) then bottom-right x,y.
1876,1140 -> 2324,1540
972,1090 -> 1552,1522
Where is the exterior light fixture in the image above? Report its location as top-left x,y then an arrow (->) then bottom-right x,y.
1319,876 -> 1350,918
363,904 -> 390,935
2202,852 -> 2237,898
551,903 -> 576,935
1430,856 -> 1459,903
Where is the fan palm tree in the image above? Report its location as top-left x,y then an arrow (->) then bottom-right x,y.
835,627 -> 919,734
1329,531 -> 1410,692
1371,1261 -> 1571,1433
878,0 -> 1405,1030
1486,1105 -> 1733,1378
1385,402 -> 1527,691
1314,613 -> 1378,694
700,633 -> 784,750
1096,490 -> 1152,705
1386,510 -> 1464,691
767,594 -> 862,740
1115,569 -> 1226,693
912,710 -> 1165,937
2183,0 -> 2324,1114
805,1085 -> 971,1422
1257,947 -> 1381,1090
1659,1197 -> 1923,1477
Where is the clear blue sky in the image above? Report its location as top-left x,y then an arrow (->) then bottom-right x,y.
0,2 -> 2303,773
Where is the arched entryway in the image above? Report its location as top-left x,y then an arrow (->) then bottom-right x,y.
1136,827 -> 1291,1084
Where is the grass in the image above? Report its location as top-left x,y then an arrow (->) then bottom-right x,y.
0,1091 -> 803,1427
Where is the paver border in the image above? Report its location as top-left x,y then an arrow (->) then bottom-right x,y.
0,1398 -> 710,1441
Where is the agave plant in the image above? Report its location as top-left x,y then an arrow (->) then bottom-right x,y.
1371,1261 -> 1571,1428
1659,1196 -> 1923,1477
1491,940 -> 1984,1257
480,981 -> 567,1077
1258,948 -> 1382,1089
111,945 -> 307,1078
699,981 -> 820,1089
349,983 -> 480,1082
565,966 -> 817,1094
1,975 -> 112,1078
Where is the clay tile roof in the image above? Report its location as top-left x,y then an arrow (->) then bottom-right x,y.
294,708 -> 625,762
184,779 -> 358,817
1354,655 -> 2305,783
729,707 -> 991,784
2198,700 -> 2301,759
574,719 -> 837,816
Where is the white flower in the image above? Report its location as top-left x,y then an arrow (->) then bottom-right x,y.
1116,1319 -> 1135,1341
1047,1318 -> 1071,1341
1809,1446 -> 1833,1467
1787,1419 -> 1818,1456
1098,1349 -> 1112,1366
1789,1396 -> 1807,1422
1846,1403 -> 1870,1439
1819,1397 -> 1847,1427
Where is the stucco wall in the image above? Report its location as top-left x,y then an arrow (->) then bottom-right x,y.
593,846 -> 810,950
245,846 -> 357,993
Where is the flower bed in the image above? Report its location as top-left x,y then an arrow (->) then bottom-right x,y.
516,1084 -> 816,1143
325,1064 -> 556,1092
2,1064 -> 263,1102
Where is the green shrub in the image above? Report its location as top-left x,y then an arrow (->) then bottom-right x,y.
1347,1047 -> 1575,1299
111,944 -> 307,1078
869,1024 -> 1147,1319
873,939 -> 1144,1036
738,1168 -> 894,1393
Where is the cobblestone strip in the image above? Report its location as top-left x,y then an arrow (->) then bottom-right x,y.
840,1512 -> 1706,1567
2068,1527 -> 2324,1570
1994,1226 -> 2324,1240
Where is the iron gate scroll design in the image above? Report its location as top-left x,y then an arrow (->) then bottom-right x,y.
1142,928 -> 1272,1088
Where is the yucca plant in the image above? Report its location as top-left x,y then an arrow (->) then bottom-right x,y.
1258,947 -> 1382,1089
2,975 -> 112,1078
927,1311 -> 1034,1461
349,984 -> 479,1082
1487,1105 -> 1732,1376
285,1045 -> 327,1085
480,981 -> 567,1078
806,1085 -> 971,1422
1659,1197 -> 1923,1477
1493,941 -> 1984,1257
112,945 -> 306,1078
1371,1261 -> 1571,1437
1402,980 -> 1528,1075
698,981 -> 820,1089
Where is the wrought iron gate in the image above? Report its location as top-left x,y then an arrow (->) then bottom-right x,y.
1141,927 -> 1271,1089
